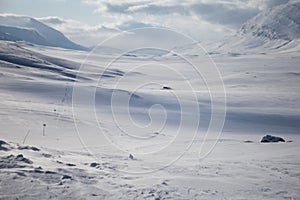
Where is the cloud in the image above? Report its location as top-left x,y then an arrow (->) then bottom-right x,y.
83,0 -> 291,26
80,0 -> 261,42
38,16 -> 158,47
80,0 -> 294,44
37,16 -> 120,47
246,0 -> 290,9
117,21 -> 153,30
190,3 -> 259,28
37,16 -> 66,25
38,0 -> 292,47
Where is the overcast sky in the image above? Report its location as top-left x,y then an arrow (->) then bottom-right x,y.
0,0 -> 290,46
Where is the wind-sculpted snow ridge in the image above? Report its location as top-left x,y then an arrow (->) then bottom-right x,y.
0,14 -> 87,51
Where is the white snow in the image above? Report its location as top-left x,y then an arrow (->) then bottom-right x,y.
1,2 -> 300,198
0,38 -> 299,199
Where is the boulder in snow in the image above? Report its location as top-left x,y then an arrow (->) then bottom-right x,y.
261,135 -> 285,143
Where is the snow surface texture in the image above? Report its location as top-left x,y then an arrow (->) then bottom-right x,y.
0,2 -> 300,198
0,36 -> 300,199
0,14 -> 87,51
1,136 -> 300,200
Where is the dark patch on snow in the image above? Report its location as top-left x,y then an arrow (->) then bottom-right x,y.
162,86 -> 172,90
228,52 -> 241,57
18,145 -> 40,151
45,171 -> 57,175
129,154 -> 134,160
261,135 -> 285,143
0,140 -> 7,145
42,153 -> 52,158
61,174 -> 72,180
162,181 -> 168,185
90,162 -> 99,167
102,69 -> 125,78
16,171 -> 26,177
15,154 -> 33,164
32,169 -> 44,173
0,140 -> 9,151
0,154 -> 33,168
287,72 -> 300,76
66,163 -> 76,167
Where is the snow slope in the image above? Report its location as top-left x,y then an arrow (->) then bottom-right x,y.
0,38 -> 299,199
239,1 -> 300,41
0,14 -> 87,51
203,1 -> 300,54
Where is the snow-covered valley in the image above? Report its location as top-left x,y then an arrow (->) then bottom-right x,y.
0,39 -> 299,199
1,1 -> 300,199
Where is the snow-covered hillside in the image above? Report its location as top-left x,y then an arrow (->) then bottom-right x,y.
240,1 -> 300,41
0,14 -> 87,51
204,1 -> 300,54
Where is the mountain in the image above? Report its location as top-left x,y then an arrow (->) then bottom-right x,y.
0,15 -> 87,51
206,1 -> 300,55
239,1 -> 300,41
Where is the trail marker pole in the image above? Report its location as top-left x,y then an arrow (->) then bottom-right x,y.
43,124 -> 46,136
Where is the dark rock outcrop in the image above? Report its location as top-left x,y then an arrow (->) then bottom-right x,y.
261,135 -> 285,143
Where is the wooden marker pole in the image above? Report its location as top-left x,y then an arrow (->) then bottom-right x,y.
43,124 -> 46,136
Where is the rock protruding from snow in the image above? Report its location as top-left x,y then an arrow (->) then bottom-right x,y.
162,86 -> 172,90
0,154 -> 33,168
0,140 -> 9,151
90,162 -> 99,167
261,135 -> 285,143
18,145 -> 40,151
129,154 -> 134,160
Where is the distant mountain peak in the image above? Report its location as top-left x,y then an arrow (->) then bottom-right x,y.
0,14 -> 88,51
239,1 -> 300,41
206,1 -> 300,54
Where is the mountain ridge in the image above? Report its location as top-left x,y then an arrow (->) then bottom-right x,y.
0,14 -> 88,51
216,1 -> 300,54
239,1 -> 300,41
